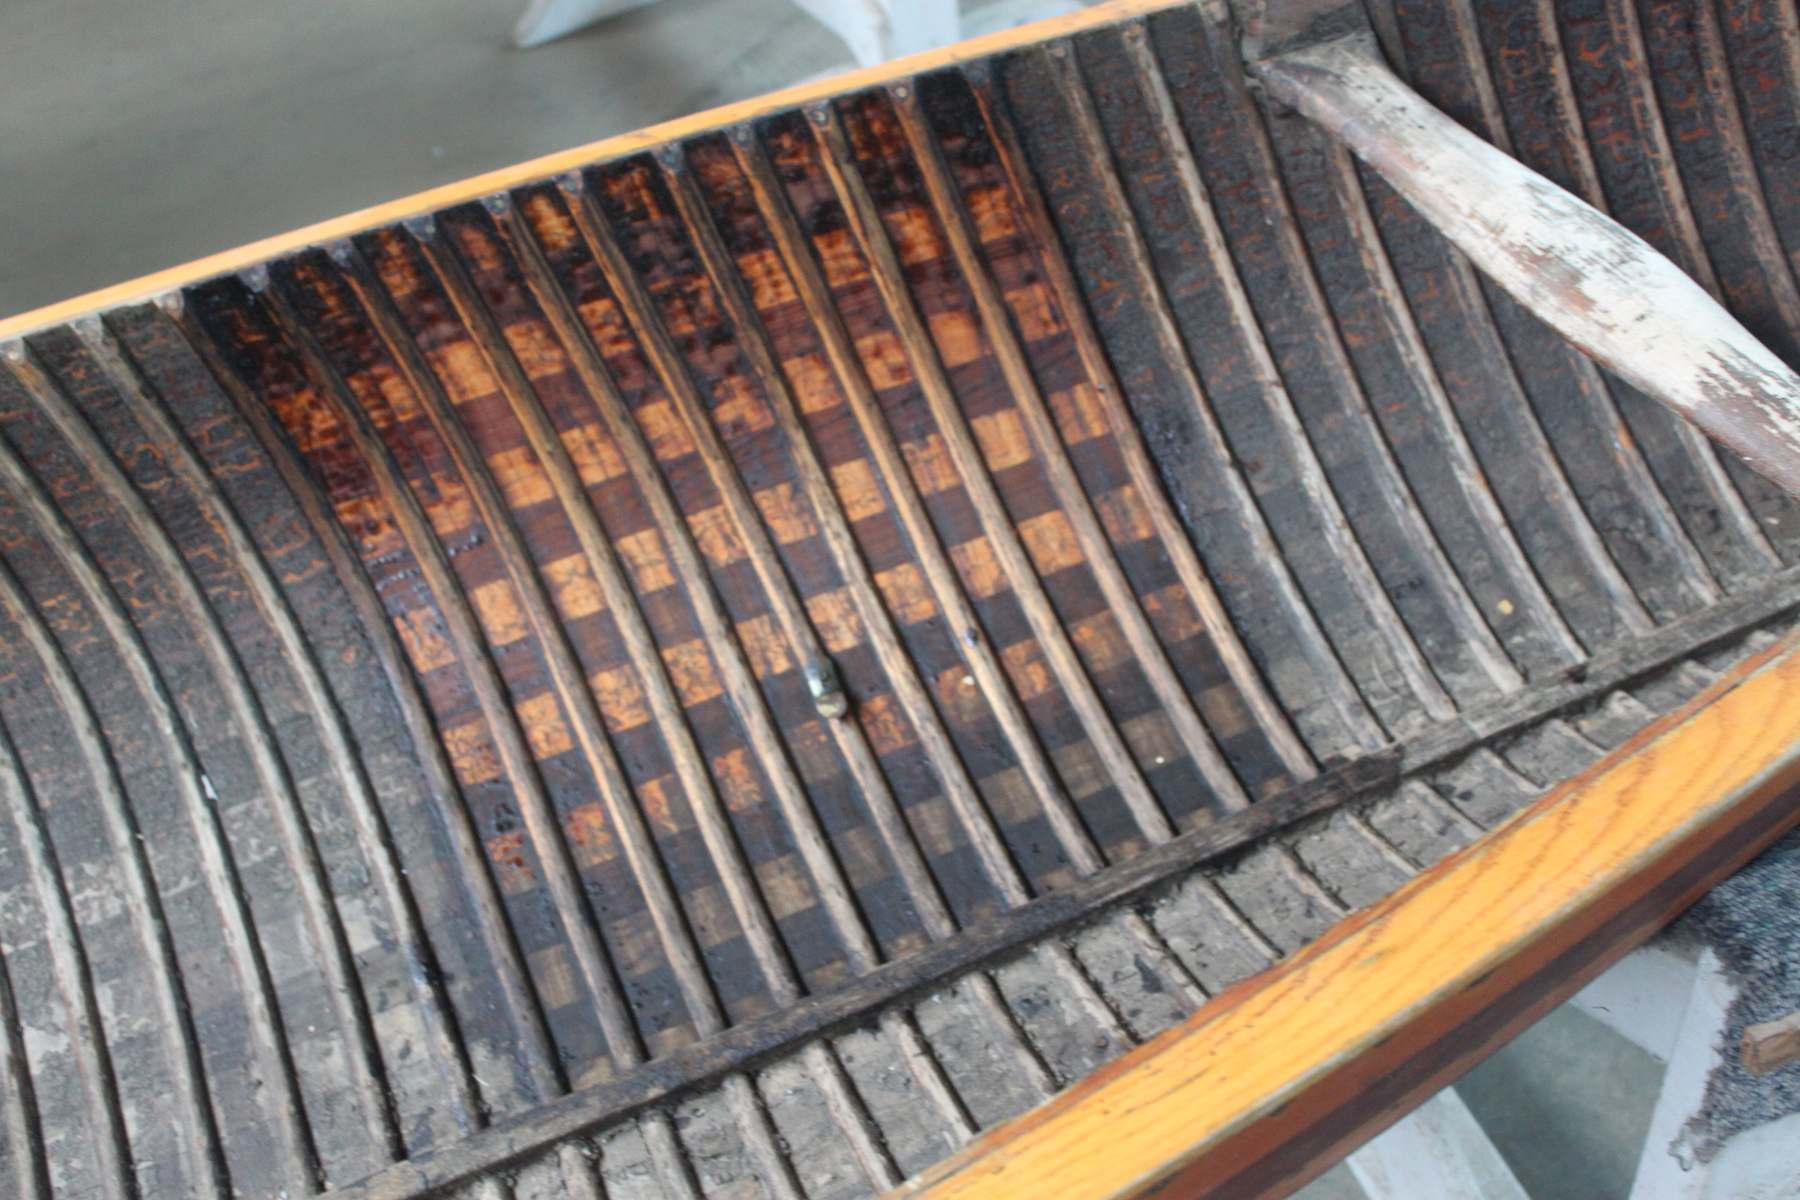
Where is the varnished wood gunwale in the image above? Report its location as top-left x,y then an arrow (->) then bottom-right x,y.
896,629 -> 1800,1200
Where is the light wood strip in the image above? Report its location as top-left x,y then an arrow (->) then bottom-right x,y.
898,631 -> 1800,1200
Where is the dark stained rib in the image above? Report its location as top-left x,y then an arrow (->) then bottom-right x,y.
590,135 -> 1051,1093
653,157 -> 1017,938
660,144 -> 1201,1068
252,275 -> 735,1200
1319,139 -> 1586,669
259,264 -> 649,1076
807,100 -> 1179,844
963,63 -> 1317,780
5,344 -> 345,1191
0,552 -> 229,1197
276,254 -> 747,1188
1572,0 -> 1782,577
1375,0 -> 1659,645
726,123 -> 1206,1028
890,82 -> 1250,813
733,129 -> 1112,893
1648,0 -> 1800,474
1035,41 -> 1385,752
0,385 -> 320,1195
402,216 -> 899,1191
0,717 -> 135,1198
0,941 -> 48,1200
1463,0 -> 1724,610
77,315 -> 483,1134
1182,20 -> 1527,701
555,177 -> 924,978
166,296 -> 567,1105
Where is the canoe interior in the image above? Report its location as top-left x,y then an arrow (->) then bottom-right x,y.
2,0 -> 1800,1196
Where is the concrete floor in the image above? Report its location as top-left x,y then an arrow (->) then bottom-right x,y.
0,0 -> 859,318
0,2 -> 1666,1194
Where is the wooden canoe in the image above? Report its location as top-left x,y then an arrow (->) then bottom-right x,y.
1,0 -> 1798,1197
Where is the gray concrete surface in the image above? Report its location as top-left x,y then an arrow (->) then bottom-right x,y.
0,0 -> 848,318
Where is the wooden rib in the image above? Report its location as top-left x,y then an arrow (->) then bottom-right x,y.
16,340 -> 403,1161
647,159 -> 1102,1113
401,218 -> 895,1191
0,718 -> 135,1198
1685,0 -> 1800,340
168,297 -> 567,1104
1374,2 -> 1654,640
723,124 -> 1206,1014
19,340 -> 406,1169
654,158 -> 1006,938
1323,143 -> 1586,667
0,552 -> 229,1197
1171,23 -> 1518,702
0,942 -> 48,1200
0,403 -> 320,1194
808,101 -> 1176,843
1582,0 -> 1782,571
963,64 -> 1316,779
658,151 -> 1199,1023
891,83 -> 1250,812
1451,0 -> 1726,599
899,631 -> 1800,1200
732,132 -> 1102,890
1037,42 -> 1384,751
257,275 -> 647,1076
80,315 -> 483,1133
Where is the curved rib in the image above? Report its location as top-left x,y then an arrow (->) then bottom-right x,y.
0,718 -> 134,1198
259,266 -> 649,1071
0,551 -> 229,1197
0,354 -> 322,1196
168,297 -> 567,1106
77,315 -> 482,1133
1035,40 -> 1384,752
6,342 -> 402,1166
540,152 -> 1058,1108
730,122 -> 1207,1015
963,62 -> 1317,779
1179,21 -> 1520,704
808,99 -> 1178,842
890,81 -> 1251,813
391,217 -> 900,1188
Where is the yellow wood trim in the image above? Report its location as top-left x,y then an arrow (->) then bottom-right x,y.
896,632 -> 1800,1199
0,0 -> 1179,343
